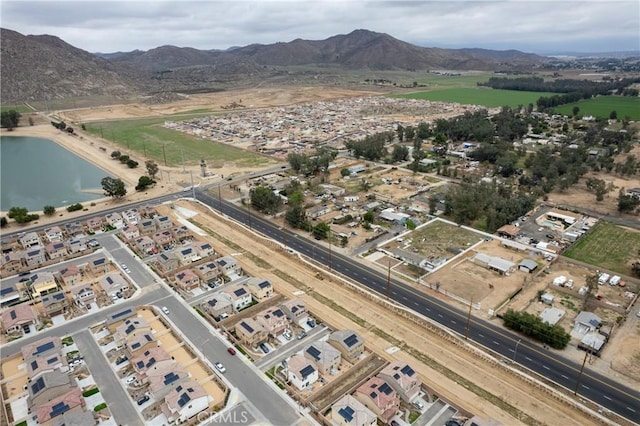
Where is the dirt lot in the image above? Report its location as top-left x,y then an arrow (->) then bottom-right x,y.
158,198 -> 618,426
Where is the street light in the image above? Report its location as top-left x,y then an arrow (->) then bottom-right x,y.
513,338 -> 522,361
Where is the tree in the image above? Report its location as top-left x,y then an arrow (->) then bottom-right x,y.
111,150 -> 121,159
363,210 -> 375,223
135,176 -> 156,191
609,110 -> 617,120
406,219 -> 417,230
119,155 -> 130,164
572,106 -> 580,117
250,185 -> 282,215
66,127 -> 74,134
1,110 -> 21,130
126,159 -> 139,168
43,205 -> 56,216
391,145 -> 409,162
618,190 -> 640,213
0,217 -> 6,228
145,160 -> 159,179
101,177 -> 127,198
312,222 -> 330,240
285,205 -> 307,229
287,153 -> 306,173
340,168 -> 351,177
585,177 -> 608,201
7,206 -> 38,224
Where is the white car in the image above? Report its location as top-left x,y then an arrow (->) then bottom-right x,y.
214,362 -> 226,374
161,306 -> 170,315
125,376 -> 137,385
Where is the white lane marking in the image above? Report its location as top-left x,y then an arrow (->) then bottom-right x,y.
478,333 -> 484,338
603,395 -> 611,401
561,374 -> 569,380
492,341 -> 500,346
542,365 -> 550,370
525,356 -> 532,361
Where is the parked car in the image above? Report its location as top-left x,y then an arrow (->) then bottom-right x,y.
125,376 -> 137,385
116,355 -> 128,365
214,362 -> 226,374
413,401 -> 424,410
227,347 -> 236,356
161,306 -> 170,315
260,343 -> 270,354
297,331 -> 307,340
136,395 -> 150,406
446,420 -> 463,426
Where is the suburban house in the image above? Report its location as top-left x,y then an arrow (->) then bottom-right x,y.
131,347 -> 173,375
216,256 -> 241,278
151,231 -> 173,250
171,225 -> 191,243
235,318 -> 268,347
331,394 -> 377,426
22,336 -> 67,379
574,311 -> 602,335
223,284 -> 253,311
100,273 -> 130,297
29,272 -> 58,298
41,291 -> 69,317
246,277 -> 273,300
33,386 -> 87,425
135,236 -> 157,255
308,205 -> 331,219
280,298 -> 308,325
354,376 -> 400,423
175,269 -> 201,292
176,244 -> 200,264
138,219 -> 157,235
154,215 -> 173,230
196,261 -> 222,283
44,226 -> 64,242
115,317 -> 151,346
105,212 -> 124,229
28,369 -> 75,407
201,294 -> 234,319
66,239 -> 88,254
328,330 -> 365,363
472,253 -> 515,275
126,332 -> 156,357
147,363 -> 189,399
122,208 -> 141,225
20,232 -> 42,249
161,381 -> 209,424
379,208 -> 410,225
304,340 -> 342,374
255,306 -> 289,337
64,221 -> 83,237
86,217 -> 104,233
70,285 -> 96,308
157,252 -> 180,272
378,361 -> 421,403
1,251 -> 23,275
193,240 -> 216,258
89,257 -> 110,274
320,184 -> 346,197
496,224 -> 520,239
24,247 -> 47,268
286,354 -> 318,391
121,225 -> 141,240
0,283 -> 22,307
45,241 -> 68,260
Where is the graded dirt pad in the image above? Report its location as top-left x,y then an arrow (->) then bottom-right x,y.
163,198 -> 612,426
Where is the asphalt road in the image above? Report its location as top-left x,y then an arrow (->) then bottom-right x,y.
195,188 -> 640,423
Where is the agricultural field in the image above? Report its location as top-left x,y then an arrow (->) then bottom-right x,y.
85,116 -> 275,168
394,88 -> 555,108
563,222 -> 640,276
554,96 -> 640,120
1,104 -> 34,114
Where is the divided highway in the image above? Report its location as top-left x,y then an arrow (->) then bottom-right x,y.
196,188 -> 640,423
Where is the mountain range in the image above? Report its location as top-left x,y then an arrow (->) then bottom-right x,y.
1,28 -> 546,103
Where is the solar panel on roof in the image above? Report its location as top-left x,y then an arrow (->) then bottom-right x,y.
112,309 -> 133,320
31,360 -> 38,370
53,293 -> 64,300
49,401 -> 70,418
187,387 -> 194,392
147,357 -> 156,367
177,393 -> 191,407
258,281 -> 270,289
176,385 -> 183,392
393,373 -> 400,380
144,350 -> 150,356
401,365 -> 415,376
379,383 -> 393,395
137,361 -> 144,369
300,365 -> 315,379
164,372 -> 180,385
338,406 -> 354,422
35,341 -> 55,355
10,310 -> 16,320
47,356 -> 58,365
131,342 -> 141,350
344,334 -> 359,347
234,288 -> 247,296
273,309 -> 284,317
125,325 -> 135,334
145,334 -> 153,341
31,377 -> 45,394
306,346 -> 321,360
241,321 -> 254,333
369,391 -> 377,399
107,277 -> 114,284
0,287 -> 14,296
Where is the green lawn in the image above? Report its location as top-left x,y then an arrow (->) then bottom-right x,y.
393,88 -> 555,108
563,222 -> 640,276
85,116 -> 274,168
554,96 -> 640,120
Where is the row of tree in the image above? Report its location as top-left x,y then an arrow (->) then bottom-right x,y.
502,309 -> 571,349
480,76 -> 640,96
1,110 -> 21,130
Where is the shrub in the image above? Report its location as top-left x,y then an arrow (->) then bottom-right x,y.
93,403 -> 107,412
67,203 -> 83,212
83,387 -> 100,397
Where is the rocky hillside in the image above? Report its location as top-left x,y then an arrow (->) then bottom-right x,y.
1,28 -> 546,103
0,28 -> 136,103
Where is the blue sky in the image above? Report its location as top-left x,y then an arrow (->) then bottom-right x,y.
1,1 -> 638,54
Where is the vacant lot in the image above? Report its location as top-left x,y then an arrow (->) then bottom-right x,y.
555,96 -> 640,120
564,222 -> 640,276
395,88 -> 555,108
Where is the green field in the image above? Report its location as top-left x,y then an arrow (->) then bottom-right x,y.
85,116 -> 274,168
1,104 -> 34,114
554,96 -> 640,120
394,88 -> 555,108
564,222 -> 640,276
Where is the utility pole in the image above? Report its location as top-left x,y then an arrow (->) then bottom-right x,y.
162,144 -> 167,167
328,227 -> 332,272
218,184 -> 222,211
190,171 -> 196,199
574,348 -> 589,395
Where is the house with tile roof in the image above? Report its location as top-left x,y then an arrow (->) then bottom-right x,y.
255,306 -> 289,337
246,277 -> 273,300
131,347 -> 172,376
29,271 -> 58,298
378,361 -> 421,403
328,330 -> 364,363
41,291 -> 69,317
354,376 -> 400,423
33,387 -> 87,424
161,380 -> 209,424
21,336 -> 67,380
304,340 -> 341,374
100,273 -> 129,297
280,298 -> 308,325
331,394 -> 377,426
147,363 -> 189,399
235,318 -> 268,347
58,264 -> 82,286
286,354 -> 318,390
175,269 -> 201,292
223,283 -> 252,311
